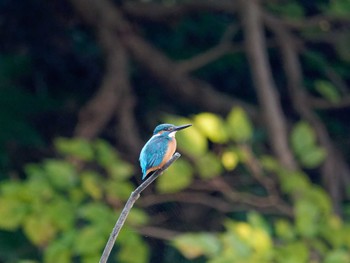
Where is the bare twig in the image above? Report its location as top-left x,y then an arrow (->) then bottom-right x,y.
99,152 -> 181,263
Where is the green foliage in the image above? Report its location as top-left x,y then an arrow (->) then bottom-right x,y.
194,113 -> 228,143
2,0 -> 350,261
117,227 -> 150,263
227,107 -> 253,143
55,138 -> 94,161
291,121 -> 326,168
196,152 -> 223,179
172,233 -> 220,259
0,139 -> 147,263
165,116 -> 208,157
315,80 -> 341,103
156,159 -> 193,193
168,111 -> 350,263
1,109 -> 349,263
326,0 -> 350,17
267,1 -> 305,19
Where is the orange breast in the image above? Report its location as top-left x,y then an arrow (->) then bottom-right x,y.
146,138 -> 177,175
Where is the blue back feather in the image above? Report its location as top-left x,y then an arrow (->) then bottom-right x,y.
139,134 -> 171,179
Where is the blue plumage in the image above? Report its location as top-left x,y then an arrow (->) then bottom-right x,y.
139,123 -> 192,180
140,135 -> 170,179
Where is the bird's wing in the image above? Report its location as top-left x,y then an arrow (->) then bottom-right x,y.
139,136 -> 168,175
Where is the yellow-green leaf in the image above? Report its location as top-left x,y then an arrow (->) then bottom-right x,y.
275,219 -> 295,241
315,80 -> 340,103
299,146 -> 326,168
227,107 -> 253,142
44,160 -> 77,189
0,197 -> 27,230
196,152 -> 223,179
194,112 -> 228,143
55,137 -> 94,161
73,226 -> 105,255
23,214 -> 57,246
164,116 -> 207,156
94,139 -> 119,167
173,233 -> 220,259
81,171 -> 103,200
221,151 -> 239,171
117,228 -> 150,263
291,121 -> 316,154
126,208 -> 150,226
105,180 -> 134,201
156,159 -> 193,193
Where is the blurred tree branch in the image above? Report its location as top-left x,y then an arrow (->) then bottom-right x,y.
239,0 -> 297,170
70,0 -> 257,119
122,0 -> 237,21
263,13 -> 350,214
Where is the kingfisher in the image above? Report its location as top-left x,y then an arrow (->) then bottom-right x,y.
139,123 -> 192,180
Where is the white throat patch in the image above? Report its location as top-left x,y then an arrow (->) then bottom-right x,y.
168,131 -> 177,137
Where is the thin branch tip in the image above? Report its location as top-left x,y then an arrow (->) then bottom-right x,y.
99,151 -> 181,263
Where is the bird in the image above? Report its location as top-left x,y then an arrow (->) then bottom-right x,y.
139,123 -> 192,180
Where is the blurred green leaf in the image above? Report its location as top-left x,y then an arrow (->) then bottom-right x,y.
78,203 -> 115,227
55,137 -> 94,161
221,150 -> 239,171
275,242 -> 309,263
0,197 -> 27,230
23,214 -> 57,246
81,171 -> 103,200
334,34 -> 350,62
248,211 -> 270,234
107,162 -> 134,181
73,226 -> 105,255
94,139 -> 119,167
156,159 -> 193,193
324,249 -> 350,263
117,228 -> 150,263
196,152 -> 223,179
46,199 -> 75,231
275,219 -> 295,241
295,199 -> 320,237
104,180 -> 134,201
194,112 -> 228,143
227,107 -> 253,142
126,208 -> 150,226
81,255 -> 101,263
326,0 -> 350,17
267,1 -> 305,19
278,170 -> 310,194
291,121 -> 316,154
173,233 -> 220,259
300,146 -> 327,168
260,155 -> 281,172
291,121 -> 326,168
173,119 -> 208,157
315,80 -> 341,103
44,231 -> 75,263
44,160 -> 77,189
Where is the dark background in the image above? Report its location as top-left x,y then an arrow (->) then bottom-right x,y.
1,0 -> 350,262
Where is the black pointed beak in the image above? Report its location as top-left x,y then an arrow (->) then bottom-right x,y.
174,124 -> 192,131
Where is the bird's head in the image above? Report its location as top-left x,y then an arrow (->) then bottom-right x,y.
153,123 -> 192,137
